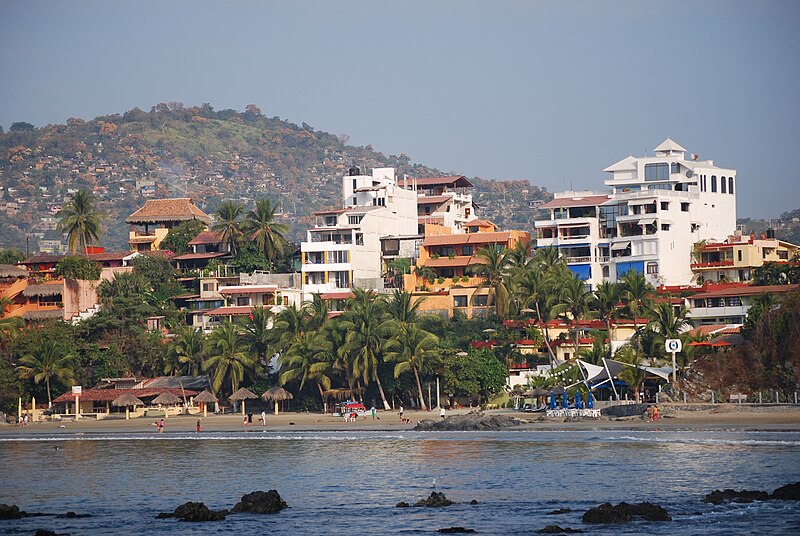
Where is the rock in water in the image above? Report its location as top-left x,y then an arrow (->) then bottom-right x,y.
172,502 -> 227,522
583,502 -> 670,523
0,504 -> 23,520
438,528 -> 476,533
771,482 -> 800,501
538,526 -> 583,534
546,508 -> 573,515
414,492 -> 454,507
232,490 -> 288,514
703,489 -> 770,505
395,501 -> 410,508
414,412 -> 522,431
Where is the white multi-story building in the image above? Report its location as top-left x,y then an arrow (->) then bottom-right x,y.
301,167 -> 418,296
535,139 -> 737,287
397,175 -> 477,233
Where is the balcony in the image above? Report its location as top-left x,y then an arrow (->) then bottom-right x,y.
691,260 -> 734,269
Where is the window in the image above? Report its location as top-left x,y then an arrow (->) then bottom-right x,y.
645,163 -> 670,181
261,294 -> 272,306
737,250 -> 743,262
202,282 -> 216,292
355,233 -> 363,246
721,176 -> 727,193
453,295 -> 467,308
618,204 -> 629,216
352,178 -> 357,191
462,245 -> 473,256
352,196 -> 357,205
671,162 -> 680,174
324,216 -> 336,226
660,202 -> 670,211
328,251 -> 347,263
348,215 -> 363,225
236,296 -> 250,306
438,246 -> 455,257
725,297 -> 742,307
332,271 -> 350,288
646,262 -> 659,274
473,295 -> 489,307
728,177 -> 734,195
681,202 -> 690,212
465,208 -> 471,218
661,224 -> 670,231
711,175 -> 717,192
602,266 -> 610,278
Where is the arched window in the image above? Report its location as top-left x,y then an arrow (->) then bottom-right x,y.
602,266 -> 610,278
721,176 -> 727,193
711,175 -> 717,192
728,177 -> 734,195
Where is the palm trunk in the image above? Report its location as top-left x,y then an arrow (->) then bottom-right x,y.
373,371 -> 391,410
317,382 -> 327,413
606,317 -> 614,361
46,376 -> 52,408
535,301 -> 556,368
413,365 -> 427,411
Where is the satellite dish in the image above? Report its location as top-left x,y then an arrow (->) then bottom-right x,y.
685,170 -> 694,178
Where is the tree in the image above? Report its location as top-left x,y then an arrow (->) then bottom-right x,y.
616,345 -> 647,402
159,219 -> 206,255
10,122 -> 34,132
414,266 -> 437,287
240,306 -> 274,365
168,327 -> 205,376
468,244 -> 511,319
441,349 -> 507,405
279,332 -> 333,406
512,261 -> 557,366
16,339 -> 76,407
211,201 -> 245,255
203,321 -> 257,396
385,324 -> 439,410
342,290 -> 391,409
383,289 -> 423,330
620,270 -> 653,337
577,331 -> 608,366
244,198 -> 289,266
592,281 -> 622,360
555,274 -> 594,353
645,302 -> 691,363
272,303 -> 310,354
54,256 -> 101,280
0,248 -> 25,264
56,190 -> 104,255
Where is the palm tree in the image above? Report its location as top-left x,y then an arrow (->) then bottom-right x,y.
279,332 -> 333,408
240,306 -> 274,365
385,324 -> 439,411
272,303 -> 310,354
211,200 -> 245,255
646,302 -> 691,363
307,293 -> 329,331
244,198 -> 290,265
56,189 -> 103,255
203,321 -> 257,396
616,345 -> 647,402
468,244 -> 511,319
577,331 -> 608,366
555,274 -> 594,354
16,339 -> 76,407
592,281 -> 622,360
383,289 -> 423,331
621,270 -> 654,338
513,261 -> 557,366
168,327 -> 205,376
342,290 -> 391,409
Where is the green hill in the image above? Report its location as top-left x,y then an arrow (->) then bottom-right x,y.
0,103 -> 551,251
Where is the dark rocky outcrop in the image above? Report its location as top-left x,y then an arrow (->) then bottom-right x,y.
546,508 -> 573,515
59,512 -> 91,519
414,412 -> 523,431
156,501 -> 227,522
703,489 -> 770,505
438,527 -> 476,533
538,526 -> 583,534
0,504 -> 23,520
231,490 -> 288,514
469,499 -> 479,505
771,482 -> 800,501
582,502 -> 671,523
34,531 -> 63,536
414,492 -> 454,507
395,501 -> 410,508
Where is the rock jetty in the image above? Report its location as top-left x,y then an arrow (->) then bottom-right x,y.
414,412 -> 523,431
582,502 -> 671,523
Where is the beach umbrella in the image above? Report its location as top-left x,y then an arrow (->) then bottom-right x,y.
531,387 -> 550,397
151,391 -> 182,405
262,386 -> 294,415
112,393 -> 144,420
229,387 -> 258,416
587,392 -> 594,409
194,390 -> 218,418
549,391 -> 556,410
562,390 -> 569,409
709,340 -> 732,347
575,390 -> 583,409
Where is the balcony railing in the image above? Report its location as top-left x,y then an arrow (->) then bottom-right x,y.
691,260 -> 734,268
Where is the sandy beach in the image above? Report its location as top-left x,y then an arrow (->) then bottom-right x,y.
2,404 -> 799,436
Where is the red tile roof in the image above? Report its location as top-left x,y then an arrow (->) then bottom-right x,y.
691,284 -> 799,299
321,291 -> 355,300
205,306 -> 262,316
398,176 -> 473,188
423,231 -> 512,247
172,251 -> 229,261
417,196 -> 452,205
126,198 -> 211,224
188,231 -> 224,246
539,195 -> 612,209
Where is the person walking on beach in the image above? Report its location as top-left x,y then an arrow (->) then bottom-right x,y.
196,418 -> 202,433
646,405 -> 654,422
247,412 -> 253,427
440,407 -> 446,420
158,418 -> 165,433
371,406 -> 376,420
653,405 -> 660,422
261,410 -> 267,426
399,405 -> 404,421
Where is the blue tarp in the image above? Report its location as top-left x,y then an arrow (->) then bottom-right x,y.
616,261 -> 644,278
569,264 -> 592,281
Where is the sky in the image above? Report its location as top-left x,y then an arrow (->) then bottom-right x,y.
1,0 -> 798,219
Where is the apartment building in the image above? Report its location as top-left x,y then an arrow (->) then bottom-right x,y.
397,175 -> 478,233
126,198 -> 211,251
300,167 -> 417,296
691,231 -> 799,283
535,139 -> 737,287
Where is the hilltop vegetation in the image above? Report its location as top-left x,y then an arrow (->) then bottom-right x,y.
0,103 -> 551,250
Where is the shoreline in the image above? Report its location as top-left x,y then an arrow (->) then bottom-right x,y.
2,405 -> 799,436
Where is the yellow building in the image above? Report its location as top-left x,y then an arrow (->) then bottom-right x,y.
126,198 -> 211,251
691,233 -> 799,283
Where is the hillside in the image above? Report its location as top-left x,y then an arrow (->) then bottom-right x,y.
0,103 -> 551,251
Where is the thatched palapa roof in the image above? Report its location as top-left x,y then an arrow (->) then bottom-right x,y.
151,391 -> 182,405
112,393 -> 144,407
228,387 -> 258,402
23,283 -> 63,298
126,198 -> 211,225
21,309 -> 63,321
0,264 -> 27,278
193,390 -> 218,403
262,386 -> 293,401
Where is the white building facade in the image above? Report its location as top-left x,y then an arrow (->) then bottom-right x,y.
535,139 -> 737,287
300,167 -> 418,296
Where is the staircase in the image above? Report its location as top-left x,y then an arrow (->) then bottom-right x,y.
71,305 -> 101,324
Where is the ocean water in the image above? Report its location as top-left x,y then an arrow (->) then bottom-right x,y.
1,430 -> 799,535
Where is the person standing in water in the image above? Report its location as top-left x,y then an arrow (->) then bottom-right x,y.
196,418 -> 202,433
261,409 -> 267,426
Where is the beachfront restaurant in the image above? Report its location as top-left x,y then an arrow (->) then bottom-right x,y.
50,376 -> 208,419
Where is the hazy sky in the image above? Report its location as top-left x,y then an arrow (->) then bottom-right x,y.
2,1 -> 798,218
